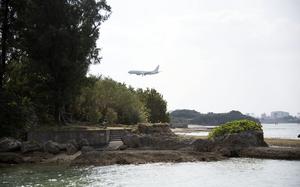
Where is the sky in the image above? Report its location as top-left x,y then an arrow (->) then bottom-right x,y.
89,0 -> 300,116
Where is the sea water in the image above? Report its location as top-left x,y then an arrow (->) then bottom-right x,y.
1,158 -> 300,187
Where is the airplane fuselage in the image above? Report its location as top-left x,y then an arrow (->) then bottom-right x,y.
128,65 -> 160,76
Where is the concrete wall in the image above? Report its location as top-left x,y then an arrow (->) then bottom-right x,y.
28,130 -> 110,146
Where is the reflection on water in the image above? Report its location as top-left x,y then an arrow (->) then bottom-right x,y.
1,158 -> 300,187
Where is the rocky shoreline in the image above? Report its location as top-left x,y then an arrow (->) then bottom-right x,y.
71,150 -> 225,166
1,123 -> 300,167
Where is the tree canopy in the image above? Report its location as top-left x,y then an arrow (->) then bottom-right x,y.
0,0 -> 112,137
72,77 -> 169,125
0,0 -> 170,139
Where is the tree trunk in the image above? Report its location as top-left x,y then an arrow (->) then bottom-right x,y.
0,0 -> 9,91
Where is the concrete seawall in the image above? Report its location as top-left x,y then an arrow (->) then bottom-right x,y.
28,130 -> 110,146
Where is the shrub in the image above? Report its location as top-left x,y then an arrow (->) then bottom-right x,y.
208,119 -> 262,139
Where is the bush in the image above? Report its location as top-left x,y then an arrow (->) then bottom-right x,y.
208,119 -> 262,139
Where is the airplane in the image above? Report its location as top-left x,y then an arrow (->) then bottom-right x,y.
128,65 -> 160,76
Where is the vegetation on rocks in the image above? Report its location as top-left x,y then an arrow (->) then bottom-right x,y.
208,120 -> 262,139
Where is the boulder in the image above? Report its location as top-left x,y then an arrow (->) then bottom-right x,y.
211,130 -> 268,156
191,131 -> 268,156
81,146 -> 95,153
78,138 -> 89,148
44,140 -> 60,154
57,143 -> 67,151
137,123 -> 174,135
21,141 -> 42,153
68,139 -> 79,149
122,133 -> 191,150
212,130 -> 268,149
121,134 -> 141,148
66,143 -> 78,155
0,152 -> 23,164
118,144 -> 128,150
0,137 -> 21,152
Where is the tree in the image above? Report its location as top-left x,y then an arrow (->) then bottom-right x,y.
137,88 -> 170,123
72,77 -> 147,125
0,0 -> 27,90
18,0 -> 111,123
0,0 -> 9,90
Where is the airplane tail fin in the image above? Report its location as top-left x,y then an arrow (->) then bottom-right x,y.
154,65 -> 160,72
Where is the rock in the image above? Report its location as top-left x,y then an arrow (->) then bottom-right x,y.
57,143 -> 67,151
211,130 -> 268,156
0,152 -> 23,164
213,130 -> 268,149
68,139 -> 79,149
71,150 -> 225,166
66,143 -> 78,155
44,140 -> 60,154
137,123 -> 174,135
191,130 -> 269,156
0,137 -> 21,152
239,147 -> 300,160
192,139 -> 214,152
118,144 -> 128,150
78,138 -> 89,148
122,133 -> 191,150
81,146 -> 95,153
122,124 -> 191,150
121,134 -> 141,148
21,141 -> 42,153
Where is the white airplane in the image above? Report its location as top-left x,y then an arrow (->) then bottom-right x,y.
128,65 -> 160,76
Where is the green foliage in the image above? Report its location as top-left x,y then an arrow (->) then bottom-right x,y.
136,88 -> 170,123
72,77 -> 170,125
208,119 -> 262,139
16,0 -> 111,122
0,0 -> 171,138
105,108 -> 118,124
72,76 -> 147,125
0,91 -> 35,139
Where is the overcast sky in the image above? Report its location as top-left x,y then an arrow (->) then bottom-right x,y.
89,0 -> 300,116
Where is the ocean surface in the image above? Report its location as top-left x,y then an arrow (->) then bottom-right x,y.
262,123 -> 300,139
1,158 -> 300,187
177,123 -> 300,139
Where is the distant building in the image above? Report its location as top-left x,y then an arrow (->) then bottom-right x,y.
270,111 -> 289,119
261,113 -> 267,119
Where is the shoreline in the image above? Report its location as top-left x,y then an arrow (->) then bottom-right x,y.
1,137 -> 300,168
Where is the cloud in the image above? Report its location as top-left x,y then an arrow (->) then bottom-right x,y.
91,0 -> 300,115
